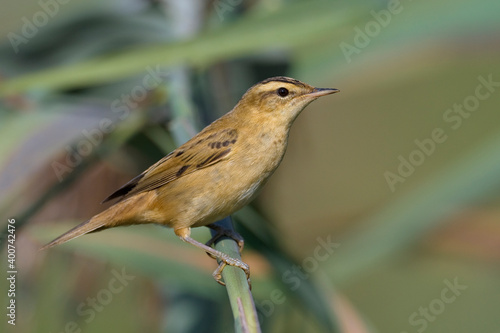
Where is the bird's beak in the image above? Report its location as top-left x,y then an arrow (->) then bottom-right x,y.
306,87 -> 340,99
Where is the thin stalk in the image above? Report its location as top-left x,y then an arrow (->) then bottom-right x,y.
211,218 -> 262,333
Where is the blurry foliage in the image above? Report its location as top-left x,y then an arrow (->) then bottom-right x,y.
1,0 -> 500,332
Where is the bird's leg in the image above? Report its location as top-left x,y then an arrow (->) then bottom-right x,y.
205,223 -> 245,253
175,227 -> 250,286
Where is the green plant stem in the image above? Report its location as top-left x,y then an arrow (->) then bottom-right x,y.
211,218 -> 262,333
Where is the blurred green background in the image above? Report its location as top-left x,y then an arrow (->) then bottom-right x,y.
1,0 -> 500,332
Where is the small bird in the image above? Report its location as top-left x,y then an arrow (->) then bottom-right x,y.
41,76 -> 339,284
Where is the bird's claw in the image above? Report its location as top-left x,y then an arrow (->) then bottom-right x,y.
204,224 -> 250,287
212,256 -> 251,288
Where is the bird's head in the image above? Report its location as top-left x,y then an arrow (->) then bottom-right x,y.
234,76 -> 339,126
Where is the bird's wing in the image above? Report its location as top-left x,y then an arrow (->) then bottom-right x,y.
102,128 -> 238,203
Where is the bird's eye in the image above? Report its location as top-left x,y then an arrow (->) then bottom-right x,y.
277,87 -> 289,97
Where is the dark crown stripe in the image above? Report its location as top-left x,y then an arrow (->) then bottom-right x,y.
259,76 -> 305,87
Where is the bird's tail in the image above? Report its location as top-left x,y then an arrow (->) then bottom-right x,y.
39,216 -> 107,251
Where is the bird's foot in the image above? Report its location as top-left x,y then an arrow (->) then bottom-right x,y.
212,254 -> 251,288
175,228 -> 250,287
